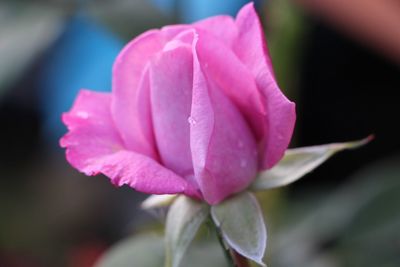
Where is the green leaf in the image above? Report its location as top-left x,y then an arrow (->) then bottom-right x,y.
251,136 -> 373,191
211,192 -> 266,266
141,194 -> 177,210
165,195 -> 209,267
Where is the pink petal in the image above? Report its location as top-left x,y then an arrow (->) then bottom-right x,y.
190,38 -> 258,205
234,3 -> 275,76
149,41 -> 194,177
61,90 -> 186,194
195,29 -> 265,140
81,150 -> 187,194
112,30 -> 164,158
61,90 -> 124,170
161,25 -> 191,40
194,15 -> 237,48
235,3 -> 296,169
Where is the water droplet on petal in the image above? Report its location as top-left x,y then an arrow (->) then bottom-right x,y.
240,159 -> 247,168
187,116 -> 197,125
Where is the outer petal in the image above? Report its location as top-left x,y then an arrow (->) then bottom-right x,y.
235,3 -> 296,169
191,37 -> 258,205
112,30 -> 164,158
195,29 -> 265,140
79,150 -> 186,194
149,41 -> 193,177
234,3 -> 275,76
61,90 -> 187,194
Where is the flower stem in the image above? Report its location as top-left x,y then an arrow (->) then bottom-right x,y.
232,251 -> 251,267
211,218 -> 251,267
214,223 -> 235,267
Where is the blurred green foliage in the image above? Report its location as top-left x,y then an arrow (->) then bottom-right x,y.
95,155 -> 400,267
268,0 -> 306,99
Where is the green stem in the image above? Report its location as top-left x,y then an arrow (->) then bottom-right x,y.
232,251 -> 251,267
214,224 -> 235,267
210,217 -> 251,267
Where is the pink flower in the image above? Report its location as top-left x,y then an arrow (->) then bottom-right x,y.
60,3 -> 296,205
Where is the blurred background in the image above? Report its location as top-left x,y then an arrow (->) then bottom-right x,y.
1,0 -> 399,266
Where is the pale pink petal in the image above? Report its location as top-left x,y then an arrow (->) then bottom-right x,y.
190,38 -> 258,205
112,30 -> 164,158
149,42 -> 194,177
235,3 -> 296,169
61,90 -> 186,194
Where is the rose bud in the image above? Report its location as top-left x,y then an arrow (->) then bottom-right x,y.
60,3 -> 295,205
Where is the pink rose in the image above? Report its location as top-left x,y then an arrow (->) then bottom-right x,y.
60,3 -> 295,205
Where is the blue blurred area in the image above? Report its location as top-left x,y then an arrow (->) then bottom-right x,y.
38,14 -> 123,142
151,0 -> 176,15
151,0 -> 261,22
38,1 -> 265,142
